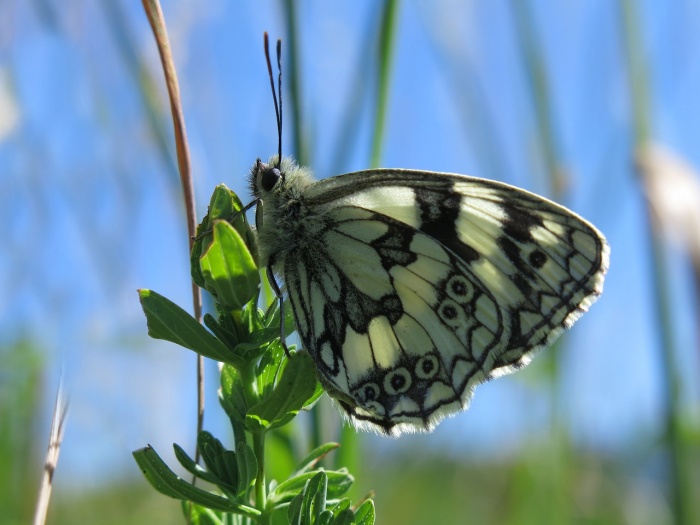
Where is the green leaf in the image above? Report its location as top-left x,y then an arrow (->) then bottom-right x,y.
192,184 -> 257,289
241,292 -> 265,335
328,500 -> 357,525
199,220 -> 260,311
215,186 -> 258,266
305,472 -> 327,523
235,441 -> 258,497
246,351 -> 318,432
222,451 -> 241,494
219,364 -> 248,424
196,509 -> 224,525
208,183 -> 245,222
267,469 -> 354,507
203,313 -> 239,349
288,492 -> 304,525
329,499 -> 351,516
183,502 -> 224,525
132,446 -> 260,517
198,431 -> 225,476
294,443 -> 340,474
331,509 -> 355,525
263,297 -> 297,337
173,443 -> 226,489
317,510 -> 334,525
138,290 -> 238,365
195,432 -> 240,496
353,500 -> 376,525
248,326 -> 282,347
303,382 -> 326,410
256,340 -> 286,398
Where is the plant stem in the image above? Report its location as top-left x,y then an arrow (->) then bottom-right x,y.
510,3 -> 573,523
140,0 -> 205,481
253,430 -> 268,524
370,0 -> 399,168
619,1 -> 691,523
282,0 -> 307,166
510,0 -> 564,198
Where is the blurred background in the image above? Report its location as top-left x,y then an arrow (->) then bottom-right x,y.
2,0 -> 700,523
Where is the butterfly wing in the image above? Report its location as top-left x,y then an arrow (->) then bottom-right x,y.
283,169 -> 609,435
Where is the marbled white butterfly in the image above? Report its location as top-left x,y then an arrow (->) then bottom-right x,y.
250,35 -> 609,436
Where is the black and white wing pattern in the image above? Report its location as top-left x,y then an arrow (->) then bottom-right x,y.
254,163 -> 609,436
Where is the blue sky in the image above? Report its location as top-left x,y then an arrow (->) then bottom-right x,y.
1,0 -> 699,489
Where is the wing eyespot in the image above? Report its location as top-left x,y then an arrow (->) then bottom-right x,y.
415,355 -> 439,380
384,368 -> 412,395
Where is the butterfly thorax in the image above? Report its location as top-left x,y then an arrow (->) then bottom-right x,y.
251,156 -> 325,269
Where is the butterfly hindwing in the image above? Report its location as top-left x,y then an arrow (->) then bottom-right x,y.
284,207 -> 508,434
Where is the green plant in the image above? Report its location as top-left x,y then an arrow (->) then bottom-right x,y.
134,185 -> 375,525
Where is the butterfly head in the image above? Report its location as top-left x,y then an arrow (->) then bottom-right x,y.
249,155 -> 315,200
250,155 -> 284,199
248,154 -> 315,269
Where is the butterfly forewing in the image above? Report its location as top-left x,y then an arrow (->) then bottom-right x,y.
255,163 -> 609,436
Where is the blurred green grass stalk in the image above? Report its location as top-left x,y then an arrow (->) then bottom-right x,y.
620,1 -> 693,524
370,0 -> 398,170
510,1 -> 573,522
280,0 -> 400,487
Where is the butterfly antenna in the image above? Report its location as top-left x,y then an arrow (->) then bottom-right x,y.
264,33 -> 283,168
276,38 -> 282,167
263,33 -> 289,357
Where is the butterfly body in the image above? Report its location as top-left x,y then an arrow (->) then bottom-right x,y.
250,156 -> 609,436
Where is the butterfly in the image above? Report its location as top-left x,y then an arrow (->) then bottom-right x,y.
247,34 -> 609,436
249,156 -> 609,436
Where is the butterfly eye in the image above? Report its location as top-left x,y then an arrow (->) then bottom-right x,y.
261,167 -> 282,192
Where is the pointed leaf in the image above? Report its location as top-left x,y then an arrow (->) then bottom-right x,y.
192,184 -> 257,288
247,326 -> 282,347
236,441 -> 258,497
184,502 -> 224,525
306,472 -> 327,522
198,431 -> 225,478
138,290 -> 237,364
295,443 -> 340,474
241,292 -> 265,335
200,220 -> 259,311
354,500 -> 375,525
288,492 -> 304,525
219,364 -> 248,423
329,499 -> 351,516
263,297 -> 297,337
268,469 -> 354,507
173,443 -> 224,488
317,510 -> 334,525
246,352 -> 318,432
303,382 -> 326,410
132,446 -> 260,517
204,314 -> 239,349
222,450 -> 240,494
331,509 -> 355,525
256,340 -> 286,397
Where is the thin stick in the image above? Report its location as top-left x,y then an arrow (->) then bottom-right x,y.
33,379 -> 68,525
141,0 -> 205,473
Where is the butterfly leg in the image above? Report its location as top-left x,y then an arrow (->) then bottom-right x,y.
266,262 -> 290,357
